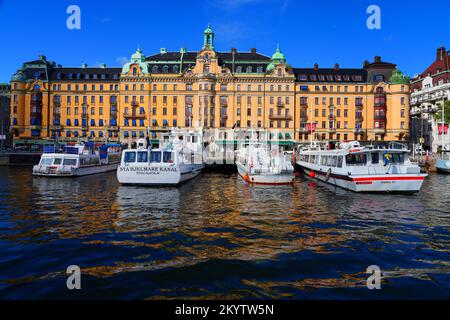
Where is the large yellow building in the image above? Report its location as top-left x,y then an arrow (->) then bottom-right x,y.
9,26 -> 410,146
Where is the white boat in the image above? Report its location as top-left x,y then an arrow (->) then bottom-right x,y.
436,152 -> 450,173
235,138 -> 295,185
296,141 -> 427,193
33,143 -> 121,177
117,130 -> 205,186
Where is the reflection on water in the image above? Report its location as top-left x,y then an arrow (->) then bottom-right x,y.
0,167 -> 449,299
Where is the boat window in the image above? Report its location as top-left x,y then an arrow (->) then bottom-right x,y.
337,156 -> 343,168
163,152 -> 173,163
371,152 -> 380,164
310,155 -> 316,164
332,156 -> 338,167
124,152 -> 136,163
63,158 -> 77,166
345,154 -> 367,166
305,155 -> 309,163
54,158 -> 62,165
326,156 -> 333,167
137,151 -> 148,163
150,151 -> 162,163
192,136 -> 198,143
321,156 -> 327,166
391,153 -> 405,164
41,157 -> 53,165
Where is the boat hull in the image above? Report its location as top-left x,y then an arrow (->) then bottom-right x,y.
117,163 -> 204,186
33,163 -> 119,177
236,162 -> 295,185
436,159 -> 450,173
301,166 -> 426,193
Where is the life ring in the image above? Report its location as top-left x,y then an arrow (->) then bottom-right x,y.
325,168 -> 332,182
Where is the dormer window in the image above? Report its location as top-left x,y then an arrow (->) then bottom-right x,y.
277,68 -> 282,77
152,65 -> 159,73
173,65 -> 179,73
85,74 -> 90,80
374,74 -> 384,82
246,66 -> 252,73
299,74 -> 307,81
163,65 -> 168,73
236,66 -> 242,73
257,66 -> 263,73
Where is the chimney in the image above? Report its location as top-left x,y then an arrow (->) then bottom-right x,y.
374,56 -> 381,63
334,63 -> 340,70
231,48 -> 237,54
251,48 -> 257,54
436,47 -> 446,61
314,63 -> 319,70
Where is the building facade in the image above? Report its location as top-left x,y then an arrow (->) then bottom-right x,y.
0,84 -> 11,149
410,47 -> 450,153
9,26 -> 410,146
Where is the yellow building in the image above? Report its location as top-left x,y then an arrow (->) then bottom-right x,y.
9,26 -> 410,146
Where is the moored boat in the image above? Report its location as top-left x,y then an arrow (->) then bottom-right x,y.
33,142 -> 121,177
436,152 -> 450,173
296,141 -> 427,193
117,129 -> 205,186
235,137 -> 295,185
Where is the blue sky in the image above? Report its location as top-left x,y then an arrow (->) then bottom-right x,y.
0,0 -> 448,82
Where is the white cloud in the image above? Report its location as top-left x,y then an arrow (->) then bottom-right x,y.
115,56 -> 128,66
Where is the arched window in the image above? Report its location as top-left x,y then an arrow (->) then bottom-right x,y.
236,66 -> 242,73
163,65 -> 169,73
152,65 -> 159,73
257,66 -> 263,73
277,68 -> 282,77
246,66 -> 252,73
173,65 -> 179,73
133,67 -> 137,75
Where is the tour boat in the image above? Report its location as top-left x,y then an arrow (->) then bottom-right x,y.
235,139 -> 295,185
117,130 -> 205,186
33,142 -> 122,177
296,141 -> 427,193
436,151 -> 450,173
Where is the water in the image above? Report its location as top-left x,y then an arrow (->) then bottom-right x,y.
0,166 -> 449,299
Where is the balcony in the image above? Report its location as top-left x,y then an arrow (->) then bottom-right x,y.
123,112 -> 146,119
354,128 -> 363,134
110,110 -> 118,117
356,103 -> 363,109
30,125 -> 42,130
110,101 -> 118,107
328,114 -> 336,120
277,102 -> 285,108
131,100 -> 139,107
300,115 -> 308,121
107,126 -> 119,131
269,114 -> 292,121
355,115 -> 364,121
300,103 -> 308,109
327,127 -> 336,133
374,115 -> 386,121
373,128 -> 386,134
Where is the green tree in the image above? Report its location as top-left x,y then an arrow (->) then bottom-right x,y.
434,100 -> 450,123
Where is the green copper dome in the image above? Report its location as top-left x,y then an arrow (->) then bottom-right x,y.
391,68 -> 410,84
131,46 -> 145,63
203,24 -> 215,50
271,45 -> 286,62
